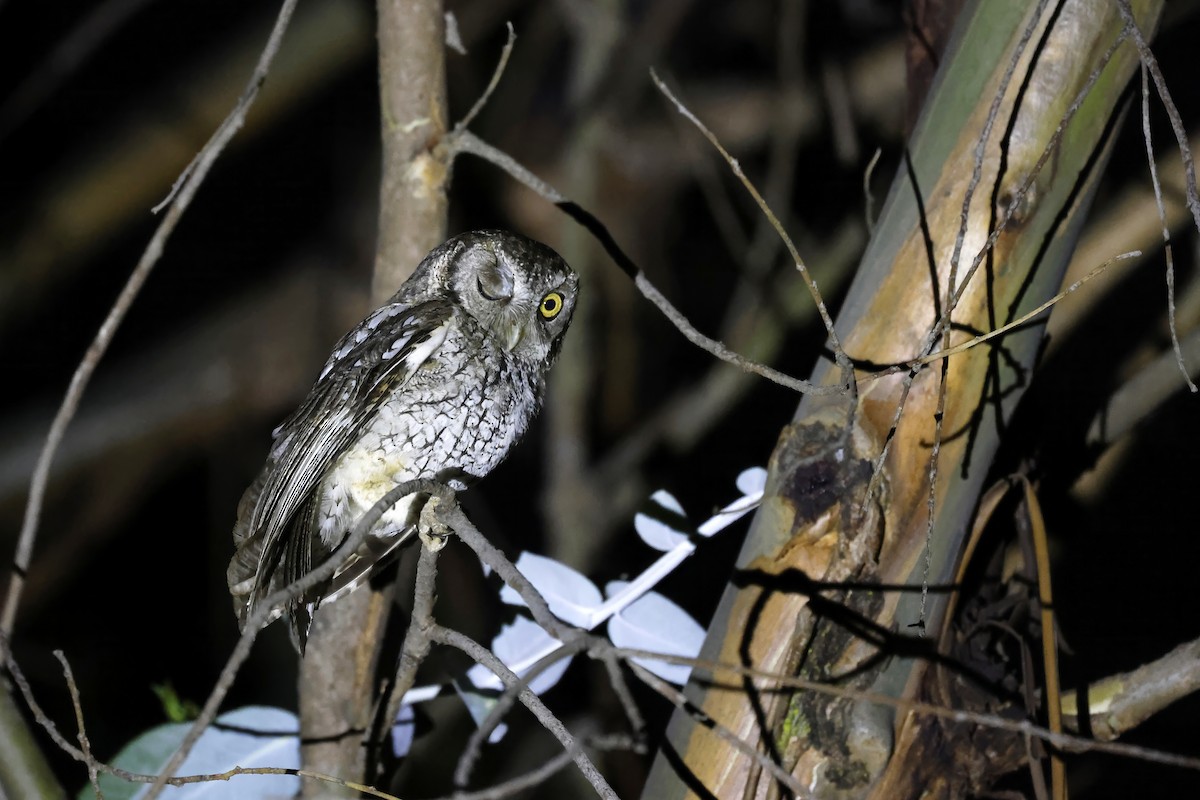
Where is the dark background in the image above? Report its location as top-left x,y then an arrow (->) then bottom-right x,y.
1,0 -> 1197,797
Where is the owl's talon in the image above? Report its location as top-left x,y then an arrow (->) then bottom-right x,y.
417,495 -> 451,550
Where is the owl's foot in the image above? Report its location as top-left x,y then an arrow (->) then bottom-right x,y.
417,494 -> 452,551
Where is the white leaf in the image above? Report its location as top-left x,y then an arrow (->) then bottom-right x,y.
88,707 -> 300,800
736,466 -> 768,495
605,582 -> 704,685
453,682 -> 509,744
634,490 -> 691,551
392,705 -> 415,758
499,552 -> 601,627
467,615 -> 572,696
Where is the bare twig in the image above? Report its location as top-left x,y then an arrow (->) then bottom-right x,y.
1117,1 -> 1200,239
649,69 -> 849,370
430,625 -> 617,800
1138,62 -> 1197,392
2,0 -> 300,643
439,500 -> 575,641
3,635 -> 403,798
453,638 -> 588,788
596,646 -> 647,741
610,646 -> 1200,772
446,130 -> 844,397
453,22 -> 516,133
143,479 -> 450,800
441,734 -> 637,800
54,652 -> 102,799
379,541 -> 442,757
625,659 -> 812,798
907,251 -> 1141,368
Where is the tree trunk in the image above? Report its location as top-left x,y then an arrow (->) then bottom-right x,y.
642,1 -> 1162,797
298,1 -> 448,793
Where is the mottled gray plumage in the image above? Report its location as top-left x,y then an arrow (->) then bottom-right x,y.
228,230 -> 577,651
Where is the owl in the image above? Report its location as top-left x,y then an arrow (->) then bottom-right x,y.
227,230 -> 578,651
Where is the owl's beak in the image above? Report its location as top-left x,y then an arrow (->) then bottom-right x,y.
500,320 -> 525,351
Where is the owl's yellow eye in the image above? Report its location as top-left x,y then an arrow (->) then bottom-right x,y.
539,291 -> 565,320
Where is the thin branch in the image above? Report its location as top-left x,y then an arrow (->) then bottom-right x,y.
453,22 -> 515,133
429,625 -> 617,800
649,69 -> 851,373
624,659 -> 812,798
379,542 -> 441,758
1,0 -> 300,642
1117,0 -> 1200,238
1138,62 -> 1197,392
143,479 -> 450,800
453,638 -> 588,789
439,500 -> 575,641
54,652 -> 102,800
908,250 -> 1141,367
633,272 -> 837,395
441,734 -> 637,800
610,646 -> 1200,772
3,636 -> 404,798
445,129 -> 844,397
596,646 -> 647,741
1062,637 -> 1200,742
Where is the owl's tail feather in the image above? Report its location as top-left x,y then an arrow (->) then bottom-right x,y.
227,469 -> 270,625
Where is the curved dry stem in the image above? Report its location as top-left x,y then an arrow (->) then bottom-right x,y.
143,479 -> 451,799
446,129 -> 842,397
908,250 -> 1141,368
2,0 -> 301,642
624,658 -> 812,798
430,625 -> 617,800
648,69 -> 846,361
453,22 -> 516,133
609,646 -> 1200,772
453,639 -> 588,789
1137,61 -> 1197,392
379,541 -> 442,756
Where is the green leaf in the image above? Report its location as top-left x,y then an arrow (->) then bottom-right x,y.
151,683 -> 199,723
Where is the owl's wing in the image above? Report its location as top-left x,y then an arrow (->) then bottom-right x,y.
228,297 -> 456,628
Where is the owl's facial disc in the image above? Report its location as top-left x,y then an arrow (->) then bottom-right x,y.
445,232 -> 577,363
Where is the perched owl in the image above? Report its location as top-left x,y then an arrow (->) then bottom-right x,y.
227,230 -> 578,651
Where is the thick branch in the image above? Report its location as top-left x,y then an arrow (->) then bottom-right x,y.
1063,638 -> 1200,741
298,1 -> 448,792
